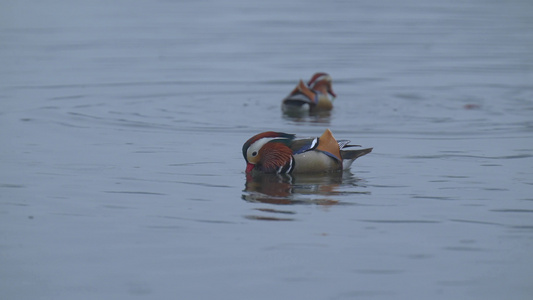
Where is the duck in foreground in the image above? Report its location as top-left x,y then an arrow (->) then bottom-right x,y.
243,129 -> 372,174
282,72 -> 336,112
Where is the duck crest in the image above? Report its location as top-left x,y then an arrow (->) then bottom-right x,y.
316,129 -> 342,162
242,131 -> 295,158
307,72 -> 330,88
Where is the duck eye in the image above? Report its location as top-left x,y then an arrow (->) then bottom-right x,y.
251,151 -> 258,157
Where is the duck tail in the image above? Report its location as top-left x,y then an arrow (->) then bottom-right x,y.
341,147 -> 373,160
341,147 -> 373,169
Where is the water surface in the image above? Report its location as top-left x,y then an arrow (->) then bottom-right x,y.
1,0 -> 533,299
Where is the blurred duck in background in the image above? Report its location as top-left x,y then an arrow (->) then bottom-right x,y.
282,72 -> 336,113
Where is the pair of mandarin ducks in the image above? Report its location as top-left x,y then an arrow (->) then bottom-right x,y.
243,73 -> 373,175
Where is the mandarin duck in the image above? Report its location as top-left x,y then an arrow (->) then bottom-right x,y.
282,72 -> 337,112
242,129 -> 372,174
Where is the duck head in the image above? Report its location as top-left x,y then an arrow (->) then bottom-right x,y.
307,72 -> 336,98
242,131 -> 295,173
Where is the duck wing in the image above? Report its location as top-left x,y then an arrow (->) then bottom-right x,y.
282,80 -> 318,108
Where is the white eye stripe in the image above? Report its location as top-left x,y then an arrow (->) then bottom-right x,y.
309,75 -> 331,87
247,137 -> 290,158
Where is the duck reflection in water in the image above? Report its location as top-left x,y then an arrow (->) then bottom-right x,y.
243,171 -> 362,205
282,109 -> 332,124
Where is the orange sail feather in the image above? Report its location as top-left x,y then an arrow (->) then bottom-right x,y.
316,129 -> 342,162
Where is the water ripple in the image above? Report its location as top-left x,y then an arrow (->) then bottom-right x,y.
449,219 -> 503,226
407,154 -> 533,160
244,215 -> 295,221
490,209 -> 533,213
360,219 -> 440,224
104,191 -> 166,196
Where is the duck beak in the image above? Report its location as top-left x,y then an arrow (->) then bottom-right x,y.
246,163 -> 255,173
328,86 -> 337,98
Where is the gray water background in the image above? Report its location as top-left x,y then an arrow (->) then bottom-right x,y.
1,0 -> 533,299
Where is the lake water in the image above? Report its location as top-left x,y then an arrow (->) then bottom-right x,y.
1,0 -> 533,299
